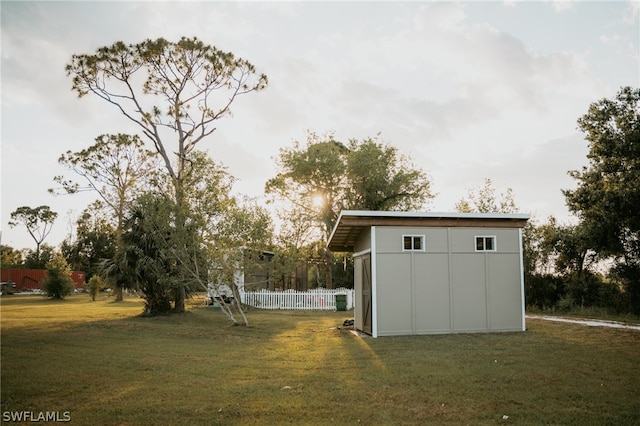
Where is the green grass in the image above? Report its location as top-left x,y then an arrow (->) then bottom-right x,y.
1,294 -> 639,425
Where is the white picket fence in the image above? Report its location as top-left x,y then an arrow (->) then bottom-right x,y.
240,288 -> 355,311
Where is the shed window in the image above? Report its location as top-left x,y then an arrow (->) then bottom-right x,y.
403,235 -> 425,251
475,236 -> 496,252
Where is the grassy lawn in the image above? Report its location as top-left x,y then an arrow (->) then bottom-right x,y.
1,294 -> 639,425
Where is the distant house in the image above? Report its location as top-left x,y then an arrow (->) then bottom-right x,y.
241,249 -> 275,291
327,210 -> 529,337
208,249 -> 275,301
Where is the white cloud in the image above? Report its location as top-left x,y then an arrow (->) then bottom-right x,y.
625,0 -> 640,24
1,1 -> 636,249
550,0 -> 576,13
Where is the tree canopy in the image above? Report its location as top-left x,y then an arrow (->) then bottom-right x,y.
454,178 -> 518,213
8,206 -> 58,261
266,132 -> 433,237
564,86 -> 640,263
66,36 -> 268,203
61,201 -> 117,281
563,86 -> 640,312
266,132 -> 432,289
67,36 -> 268,313
52,133 -> 158,232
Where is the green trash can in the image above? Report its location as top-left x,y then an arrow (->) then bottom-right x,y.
335,294 -> 347,311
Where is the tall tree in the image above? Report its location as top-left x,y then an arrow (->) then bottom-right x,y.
266,133 -> 348,236
66,36 -> 268,312
522,216 -> 560,277
207,197 -> 275,325
61,201 -> 117,282
564,86 -> 640,313
345,138 -> 432,212
267,132 -> 433,237
454,178 -> 518,213
564,86 -> 640,260
51,133 -> 157,237
266,132 -> 433,288
112,193 -> 176,315
8,206 -> 58,261
172,152 -> 272,324
23,244 -> 57,269
52,134 -> 155,300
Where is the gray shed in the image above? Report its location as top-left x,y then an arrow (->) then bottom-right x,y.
327,210 -> 530,337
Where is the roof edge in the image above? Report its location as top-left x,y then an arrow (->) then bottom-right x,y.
336,210 -> 531,221
327,210 -> 531,251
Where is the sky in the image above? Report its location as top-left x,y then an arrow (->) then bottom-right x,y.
1,0 -> 639,251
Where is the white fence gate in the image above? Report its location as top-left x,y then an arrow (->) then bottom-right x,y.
240,288 -> 355,311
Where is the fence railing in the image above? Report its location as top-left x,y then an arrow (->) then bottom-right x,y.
240,288 -> 355,311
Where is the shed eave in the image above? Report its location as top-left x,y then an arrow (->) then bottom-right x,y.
327,210 -> 530,252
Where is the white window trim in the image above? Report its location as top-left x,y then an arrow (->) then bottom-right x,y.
475,235 -> 497,252
402,234 -> 426,252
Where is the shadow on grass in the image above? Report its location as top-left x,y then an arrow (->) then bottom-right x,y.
342,320 -> 640,425
2,296 -> 639,425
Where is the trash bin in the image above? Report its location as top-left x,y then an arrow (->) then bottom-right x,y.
335,294 -> 347,311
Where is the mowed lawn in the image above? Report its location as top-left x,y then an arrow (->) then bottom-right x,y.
1,294 -> 639,425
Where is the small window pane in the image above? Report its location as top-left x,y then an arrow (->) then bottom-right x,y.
404,236 -> 412,250
485,237 -> 494,251
476,237 -> 484,251
413,236 -> 422,250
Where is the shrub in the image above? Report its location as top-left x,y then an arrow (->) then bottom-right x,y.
611,264 -> 640,315
525,274 -> 564,309
556,295 -> 576,312
41,255 -> 76,299
86,275 -> 103,301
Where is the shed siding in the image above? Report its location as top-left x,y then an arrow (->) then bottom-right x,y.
449,228 -> 519,253
375,227 -> 449,253
414,253 -> 451,333
376,253 -> 413,335
451,253 -> 488,331
369,226 -> 524,336
487,253 -> 523,330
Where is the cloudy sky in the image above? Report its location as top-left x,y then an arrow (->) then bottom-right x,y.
1,0 -> 639,250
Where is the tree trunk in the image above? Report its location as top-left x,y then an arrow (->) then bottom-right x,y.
173,286 -> 186,313
114,286 -> 123,302
324,249 -> 333,289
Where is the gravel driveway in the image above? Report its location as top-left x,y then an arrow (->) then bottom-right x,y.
526,315 -> 640,331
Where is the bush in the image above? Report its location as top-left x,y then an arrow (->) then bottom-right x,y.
41,255 -> 76,300
556,295 -> 576,312
611,264 -> 640,315
85,275 -> 103,301
525,274 -> 564,309
526,272 -> 629,315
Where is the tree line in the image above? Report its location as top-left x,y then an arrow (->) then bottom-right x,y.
3,37 -> 638,318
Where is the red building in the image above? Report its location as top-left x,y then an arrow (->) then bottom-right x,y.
1,269 -> 86,291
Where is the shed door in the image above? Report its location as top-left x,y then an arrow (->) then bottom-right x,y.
361,253 -> 372,335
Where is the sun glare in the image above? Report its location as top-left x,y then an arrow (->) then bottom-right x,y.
312,194 -> 324,208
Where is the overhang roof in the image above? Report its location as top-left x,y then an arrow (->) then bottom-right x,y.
327,210 -> 530,252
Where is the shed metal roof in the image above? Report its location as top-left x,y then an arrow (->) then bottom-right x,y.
327,210 -> 530,252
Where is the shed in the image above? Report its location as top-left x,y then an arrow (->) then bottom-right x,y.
327,210 -> 530,337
